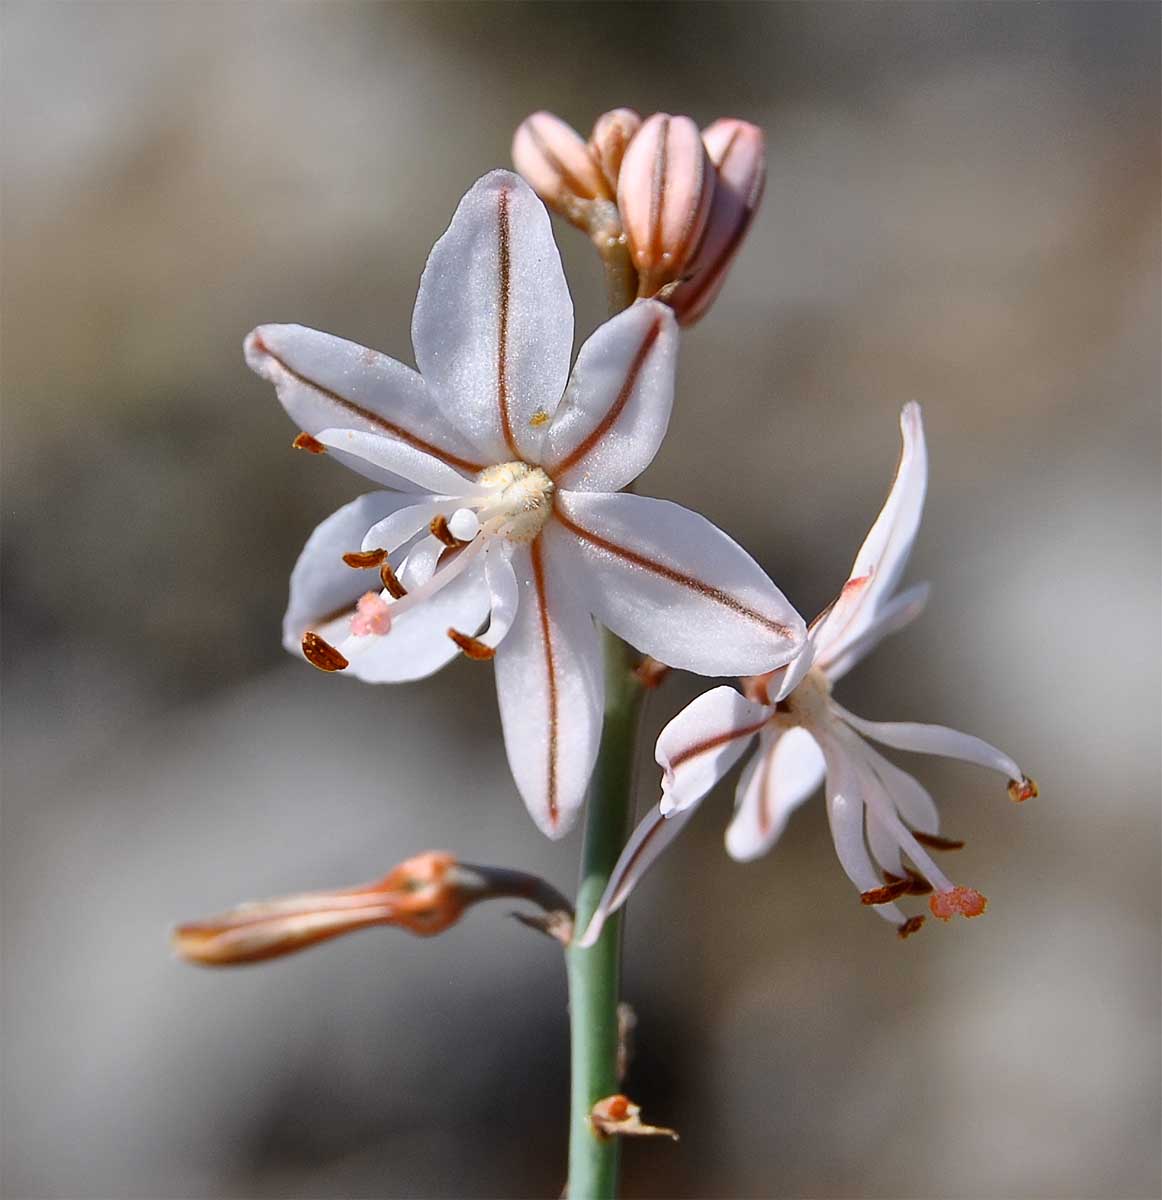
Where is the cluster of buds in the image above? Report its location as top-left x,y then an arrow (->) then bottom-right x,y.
173,852 -> 572,966
512,108 -> 765,324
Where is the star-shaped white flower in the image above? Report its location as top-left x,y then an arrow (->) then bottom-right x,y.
245,171 -> 805,839
580,403 -> 1036,941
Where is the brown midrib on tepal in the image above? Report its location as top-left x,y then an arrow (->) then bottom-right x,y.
552,508 -> 796,640
495,188 -> 518,458
551,318 -> 662,479
527,121 -> 602,201
668,717 -> 769,770
257,341 -> 485,474
530,538 -> 560,829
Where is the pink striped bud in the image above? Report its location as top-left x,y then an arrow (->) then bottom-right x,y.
512,110 -> 613,230
667,118 -> 766,326
588,107 -> 642,190
617,112 -> 716,297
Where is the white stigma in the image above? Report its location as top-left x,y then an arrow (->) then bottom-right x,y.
476,461 -> 555,543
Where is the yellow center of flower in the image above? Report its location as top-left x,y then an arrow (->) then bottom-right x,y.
477,461 -> 555,543
779,666 -> 832,727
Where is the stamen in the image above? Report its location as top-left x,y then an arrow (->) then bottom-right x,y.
929,886 -> 988,921
1008,775 -> 1038,803
448,628 -> 495,660
292,432 -> 326,454
897,915 -> 925,940
860,877 -> 913,906
350,592 -> 391,637
430,514 -> 466,548
302,631 -> 348,672
342,548 -> 388,569
380,561 -> 408,599
886,869 -> 933,896
912,831 -> 965,851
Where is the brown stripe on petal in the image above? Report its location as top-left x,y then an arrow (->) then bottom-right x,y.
911,831 -> 965,851
380,561 -> 407,599
293,431 -> 326,454
648,115 -> 670,264
302,631 -> 348,672
550,317 -> 663,480
448,628 -> 495,661
667,717 -> 769,771
253,336 -> 485,474
757,740 -> 778,838
495,188 -> 518,458
342,548 -> 388,569
553,507 -> 797,640
526,118 -> 603,201
530,538 -> 560,829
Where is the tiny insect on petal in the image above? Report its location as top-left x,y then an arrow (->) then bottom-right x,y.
929,886 -> 988,921
301,631 -> 349,672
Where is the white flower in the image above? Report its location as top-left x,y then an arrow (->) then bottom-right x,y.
580,403 -> 1036,941
245,171 -> 806,839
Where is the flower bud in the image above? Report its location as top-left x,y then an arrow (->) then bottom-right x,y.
667,118 -> 766,326
617,112 -> 716,297
512,110 -> 613,230
588,107 -> 642,190
172,851 -> 464,966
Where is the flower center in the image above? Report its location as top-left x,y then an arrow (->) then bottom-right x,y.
779,666 -> 832,727
476,461 -> 555,543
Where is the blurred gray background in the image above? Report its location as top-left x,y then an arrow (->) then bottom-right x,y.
2,3 -> 1159,1198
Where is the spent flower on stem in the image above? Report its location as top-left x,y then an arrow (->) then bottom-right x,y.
581,404 -> 1036,944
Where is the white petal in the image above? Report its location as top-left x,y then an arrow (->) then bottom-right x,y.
858,741 -> 941,835
725,726 -> 825,861
816,732 -> 882,894
541,301 -> 678,492
555,491 -> 806,677
812,403 -> 927,660
865,809 -> 904,878
818,581 -> 930,682
398,536 -> 442,589
360,497 -> 457,556
477,545 -> 520,649
283,492 -> 417,653
316,428 -> 479,498
833,703 -> 1024,780
337,554 -> 491,683
654,686 -> 769,815
244,325 -> 486,489
412,171 -> 573,462
493,534 -> 603,839
576,803 -> 698,948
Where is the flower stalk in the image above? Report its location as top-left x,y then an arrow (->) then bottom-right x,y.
567,629 -> 645,1200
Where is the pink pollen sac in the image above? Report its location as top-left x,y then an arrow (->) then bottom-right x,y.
351,592 -> 391,637
929,886 -> 988,922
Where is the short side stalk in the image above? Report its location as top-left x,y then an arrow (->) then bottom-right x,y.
566,630 -> 644,1199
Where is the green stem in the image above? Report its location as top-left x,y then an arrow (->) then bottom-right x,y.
566,630 -> 645,1199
